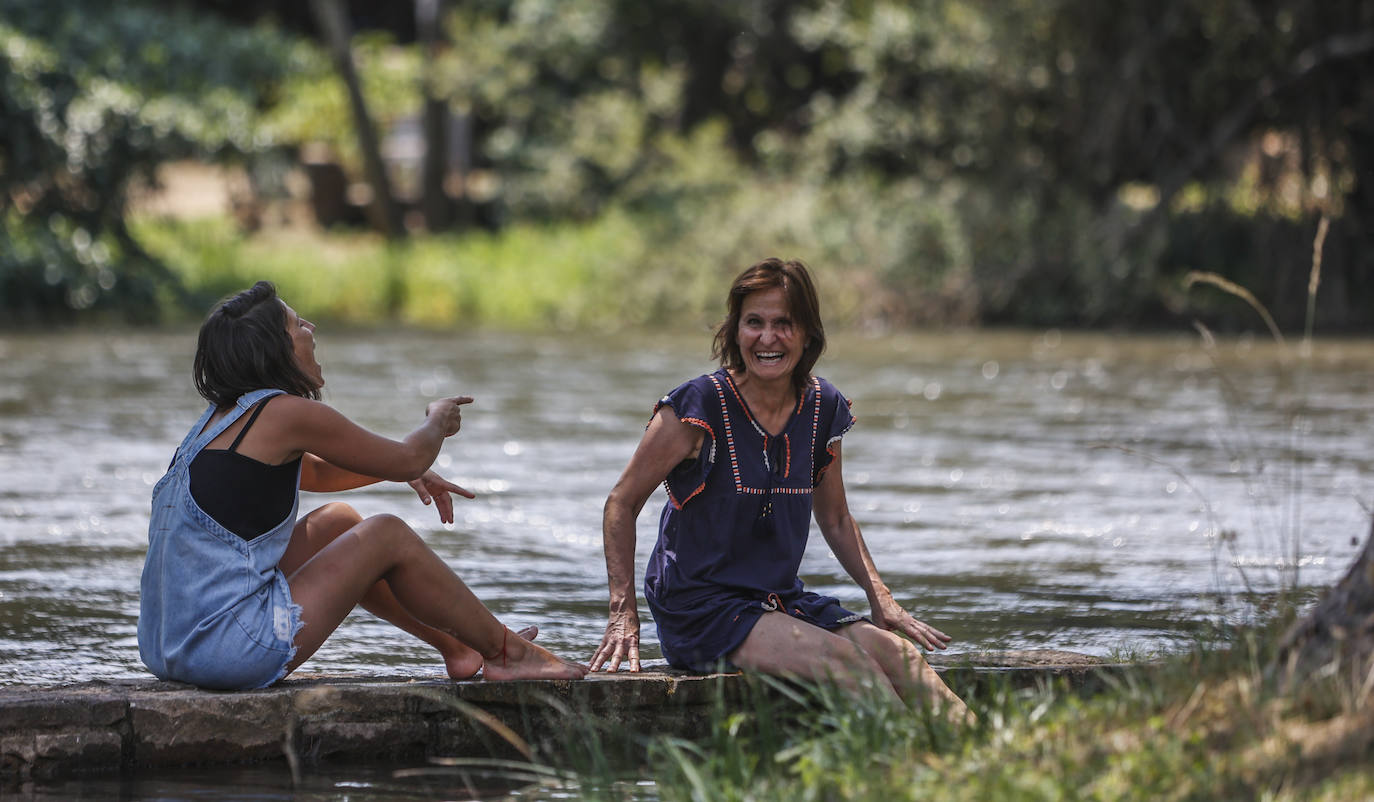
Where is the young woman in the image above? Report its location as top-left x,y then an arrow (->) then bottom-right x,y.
139,281 -> 585,689
590,259 -> 967,715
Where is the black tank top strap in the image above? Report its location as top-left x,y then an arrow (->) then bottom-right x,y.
228,395 -> 275,453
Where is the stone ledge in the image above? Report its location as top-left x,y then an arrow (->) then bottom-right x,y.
0,649 -> 1130,785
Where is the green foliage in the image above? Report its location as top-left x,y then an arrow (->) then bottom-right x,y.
574,629 -> 1374,801
0,0 -> 307,322
0,210 -> 155,324
131,213 -> 662,330
9,0 -> 1373,329
262,32 -> 417,176
131,173 -> 984,333
391,0 -> 1371,330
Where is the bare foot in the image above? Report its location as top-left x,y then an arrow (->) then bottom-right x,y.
444,625 -> 539,679
482,628 -> 588,681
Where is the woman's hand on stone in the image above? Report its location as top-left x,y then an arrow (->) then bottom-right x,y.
874,596 -> 952,651
590,609 -> 641,672
426,395 -> 473,437
407,469 -> 474,524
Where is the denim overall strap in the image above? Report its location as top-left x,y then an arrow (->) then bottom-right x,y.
164,403 -> 216,476
178,389 -> 286,470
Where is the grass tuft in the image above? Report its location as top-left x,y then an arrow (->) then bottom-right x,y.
538,625 -> 1374,801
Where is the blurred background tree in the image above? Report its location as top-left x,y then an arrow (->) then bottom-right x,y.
2,0 -> 1370,329
0,0 -> 311,323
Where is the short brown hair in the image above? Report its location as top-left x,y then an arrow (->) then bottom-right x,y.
193,281 -> 321,408
711,258 -> 825,398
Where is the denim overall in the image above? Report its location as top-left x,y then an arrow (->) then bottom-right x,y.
138,388 -> 303,689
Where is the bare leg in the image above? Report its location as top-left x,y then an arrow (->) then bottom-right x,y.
282,504 -> 489,678
285,506 -> 539,641
728,612 -> 902,703
283,511 -> 584,681
839,621 -> 971,720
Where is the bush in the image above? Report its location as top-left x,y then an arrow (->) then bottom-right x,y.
0,0 -> 308,323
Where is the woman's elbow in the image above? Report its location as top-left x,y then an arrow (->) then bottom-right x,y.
602,487 -> 642,528
602,491 -> 627,522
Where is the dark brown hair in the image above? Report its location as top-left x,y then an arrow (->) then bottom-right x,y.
711,257 -> 826,398
193,281 -> 321,408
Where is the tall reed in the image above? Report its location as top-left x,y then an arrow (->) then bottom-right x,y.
1159,216 -> 1332,608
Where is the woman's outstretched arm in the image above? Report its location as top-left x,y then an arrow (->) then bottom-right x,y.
591,406 -> 702,672
246,394 -> 471,483
813,443 -> 952,651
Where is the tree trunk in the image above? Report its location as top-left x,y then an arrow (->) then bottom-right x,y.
1273,516 -> 1374,687
416,0 -> 452,232
308,0 -> 405,241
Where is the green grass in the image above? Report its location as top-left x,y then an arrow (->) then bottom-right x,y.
533,624 -> 1374,801
131,211 -> 679,330
127,175 -> 978,333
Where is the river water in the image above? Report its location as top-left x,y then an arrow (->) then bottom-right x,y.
1,327 -> 1371,687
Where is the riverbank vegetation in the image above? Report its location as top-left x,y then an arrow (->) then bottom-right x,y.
127,182 -> 973,331
4,0 -> 1371,331
537,620 -> 1372,801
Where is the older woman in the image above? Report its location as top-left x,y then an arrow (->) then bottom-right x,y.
590,259 -> 966,714
139,281 -> 585,689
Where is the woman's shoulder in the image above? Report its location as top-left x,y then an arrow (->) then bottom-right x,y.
809,374 -> 847,401
656,371 -> 727,418
665,369 -> 728,397
247,391 -> 342,430
227,387 -> 290,408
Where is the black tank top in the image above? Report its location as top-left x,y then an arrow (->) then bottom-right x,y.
189,396 -> 301,541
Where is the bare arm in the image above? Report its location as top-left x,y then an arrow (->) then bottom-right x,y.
813,443 -> 952,650
299,453 -> 383,493
589,406 -> 703,672
269,396 -> 474,522
297,454 -> 474,523
248,394 -> 469,483
231,392 -> 470,486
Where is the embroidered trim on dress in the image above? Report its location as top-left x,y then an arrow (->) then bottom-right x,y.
655,398 -> 718,509
708,373 -> 747,495
714,371 -> 819,497
815,391 -> 855,485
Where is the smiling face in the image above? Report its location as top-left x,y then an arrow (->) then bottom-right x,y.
735,286 -> 805,385
712,259 -> 827,399
281,301 -> 324,389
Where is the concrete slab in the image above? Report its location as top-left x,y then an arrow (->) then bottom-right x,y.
0,650 -> 1130,785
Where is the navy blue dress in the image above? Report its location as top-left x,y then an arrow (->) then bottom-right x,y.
645,369 -> 863,671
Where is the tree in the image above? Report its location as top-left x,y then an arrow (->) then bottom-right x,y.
307,0 -> 405,240
1274,517 -> 1374,689
0,0 -> 304,322
417,0 -> 453,231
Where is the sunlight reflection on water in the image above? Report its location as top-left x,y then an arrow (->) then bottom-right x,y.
0,328 -> 1371,684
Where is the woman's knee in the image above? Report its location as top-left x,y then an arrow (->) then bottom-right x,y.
815,635 -> 886,680
859,628 -> 943,685
848,624 -> 917,659
879,631 -> 929,667
352,513 -> 424,551
312,501 -> 363,532
284,502 -> 366,572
